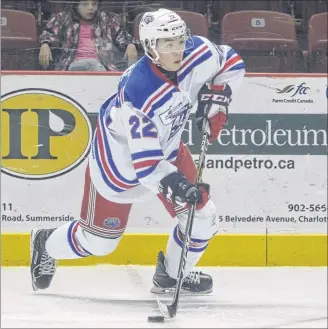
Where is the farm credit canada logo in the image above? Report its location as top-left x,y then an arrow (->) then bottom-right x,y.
272,82 -> 313,104
1,88 -> 92,179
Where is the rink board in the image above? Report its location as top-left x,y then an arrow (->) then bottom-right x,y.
1,72 -> 327,267
1,233 -> 327,266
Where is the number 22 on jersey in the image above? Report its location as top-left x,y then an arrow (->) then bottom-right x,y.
129,115 -> 158,139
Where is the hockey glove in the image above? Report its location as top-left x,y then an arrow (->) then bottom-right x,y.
196,84 -> 232,142
159,171 -> 209,210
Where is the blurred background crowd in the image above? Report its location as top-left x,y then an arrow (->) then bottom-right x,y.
1,0 -> 327,73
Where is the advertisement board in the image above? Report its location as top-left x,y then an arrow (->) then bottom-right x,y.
1,72 -> 327,266
1,73 -> 327,233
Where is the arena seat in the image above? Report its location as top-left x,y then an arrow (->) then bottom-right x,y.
1,9 -> 38,70
212,0 -> 285,32
307,12 -> 327,73
221,10 -> 299,72
301,0 -> 327,29
174,10 -> 208,37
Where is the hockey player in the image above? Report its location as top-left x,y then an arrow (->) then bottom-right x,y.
30,8 -> 245,294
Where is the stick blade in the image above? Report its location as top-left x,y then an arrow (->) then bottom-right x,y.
156,297 -> 176,319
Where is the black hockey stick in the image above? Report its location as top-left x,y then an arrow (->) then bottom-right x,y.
155,105 -> 211,320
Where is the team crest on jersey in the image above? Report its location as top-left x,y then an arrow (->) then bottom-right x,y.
160,102 -> 191,140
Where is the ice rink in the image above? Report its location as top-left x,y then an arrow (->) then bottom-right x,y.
1,266 -> 327,328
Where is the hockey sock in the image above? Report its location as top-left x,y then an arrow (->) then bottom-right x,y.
164,224 -> 209,279
46,220 -> 92,259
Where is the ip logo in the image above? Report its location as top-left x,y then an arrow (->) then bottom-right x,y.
1,88 -> 92,179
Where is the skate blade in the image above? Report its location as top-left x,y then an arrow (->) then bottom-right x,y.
150,285 -> 213,295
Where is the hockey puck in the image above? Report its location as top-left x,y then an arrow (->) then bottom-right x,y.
148,315 -> 165,323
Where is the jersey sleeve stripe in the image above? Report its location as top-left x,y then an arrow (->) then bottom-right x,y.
136,164 -> 158,180
179,44 -> 208,72
225,62 -> 246,72
140,83 -> 169,112
167,149 -> 179,161
179,49 -> 213,83
211,48 -> 245,82
222,54 -> 245,73
226,48 -> 236,61
147,89 -> 175,119
95,122 -> 139,191
131,149 -> 164,161
133,159 -> 161,170
95,130 -> 130,190
99,115 -> 139,185
93,133 -> 126,192
142,84 -> 174,115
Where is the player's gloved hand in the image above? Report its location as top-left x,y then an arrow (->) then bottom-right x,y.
159,171 -> 210,210
196,83 -> 232,142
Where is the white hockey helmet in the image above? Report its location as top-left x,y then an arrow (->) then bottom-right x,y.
139,8 -> 192,63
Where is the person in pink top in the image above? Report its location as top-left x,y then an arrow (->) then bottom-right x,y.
39,0 -> 139,71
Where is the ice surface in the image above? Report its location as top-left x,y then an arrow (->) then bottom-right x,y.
1,266 -> 327,328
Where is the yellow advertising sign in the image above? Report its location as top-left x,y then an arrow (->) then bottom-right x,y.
1,89 -> 92,179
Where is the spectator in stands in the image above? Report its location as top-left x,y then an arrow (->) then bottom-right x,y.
38,0 -> 138,71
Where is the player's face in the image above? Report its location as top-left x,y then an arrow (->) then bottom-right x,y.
78,0 -> 98,20
156,36 -> 185,71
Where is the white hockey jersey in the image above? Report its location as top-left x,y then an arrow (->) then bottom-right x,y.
88,36 -> 246,203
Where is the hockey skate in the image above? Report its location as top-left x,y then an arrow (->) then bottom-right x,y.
30,228 -> 57,291
151,251 -> 213,295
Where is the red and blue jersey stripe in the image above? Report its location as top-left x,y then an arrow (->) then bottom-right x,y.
178,37 -> 213,83
131,149 -> 164,180
221,48 -> 245,73
93,106 -> 139,193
